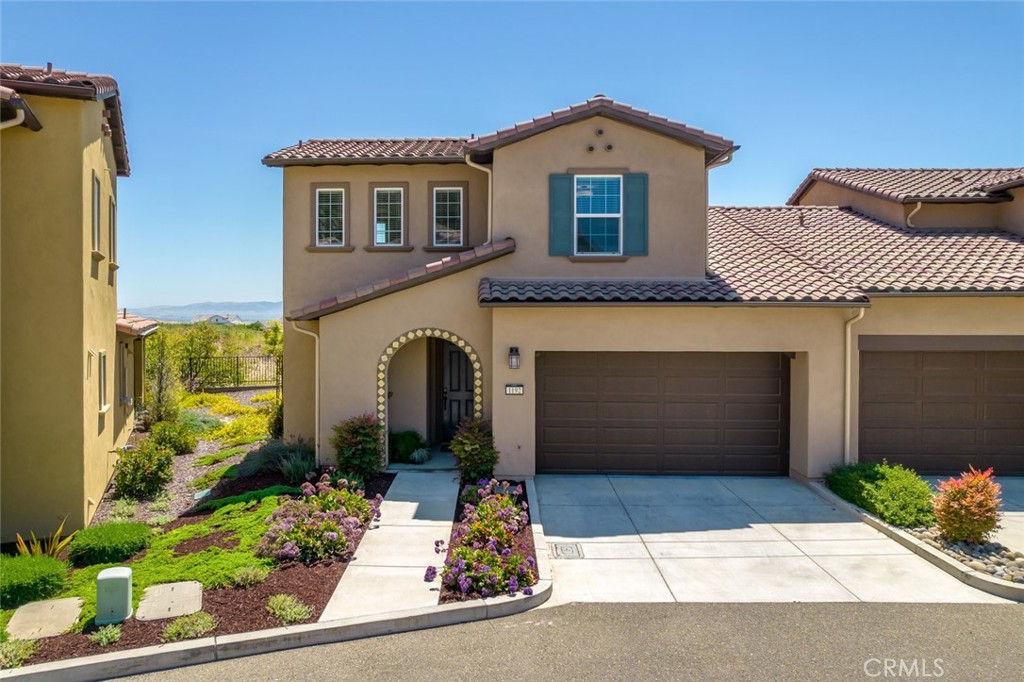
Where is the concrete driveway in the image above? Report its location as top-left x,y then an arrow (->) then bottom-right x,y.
534,475 -> 1008,604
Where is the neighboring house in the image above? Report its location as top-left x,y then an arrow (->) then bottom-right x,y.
192,313 -> 243,325
0,64 -> 157,542
263,95 -> 1024,480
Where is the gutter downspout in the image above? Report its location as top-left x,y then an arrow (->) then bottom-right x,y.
906,201 -> 923,228
465,153 -> 493,242
843,307 -> 866,465
0,107 -> 25,130
290,321 -> 321,463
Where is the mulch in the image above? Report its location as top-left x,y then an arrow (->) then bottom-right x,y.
26,472 -> 395,666
437,479 -> 537,605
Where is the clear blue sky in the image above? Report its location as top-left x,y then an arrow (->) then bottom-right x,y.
3,2 -> 1022,307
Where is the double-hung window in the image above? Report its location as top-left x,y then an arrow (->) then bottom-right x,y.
432,187 -> 463,246
98,350 -> 109,412
119,343 -> 131,404
574,175 -> 622,255
109,197 -> 117,264
374,188 -> 404,246
92,173 -> 102,253
316,188 -> 345,246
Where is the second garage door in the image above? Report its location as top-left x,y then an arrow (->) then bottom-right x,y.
536,352 -> 790,475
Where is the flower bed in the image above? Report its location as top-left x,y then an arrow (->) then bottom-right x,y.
426,479 -> 538,603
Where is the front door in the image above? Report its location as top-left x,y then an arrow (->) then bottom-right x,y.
442,341 -> 473,440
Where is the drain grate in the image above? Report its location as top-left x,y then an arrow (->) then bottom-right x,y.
550,543 -> 584,559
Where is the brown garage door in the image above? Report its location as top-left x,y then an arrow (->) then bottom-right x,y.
860,351 -> 1024,474
536,352 -> 790,475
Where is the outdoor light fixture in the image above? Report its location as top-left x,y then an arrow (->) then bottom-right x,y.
508,347 -> 521,370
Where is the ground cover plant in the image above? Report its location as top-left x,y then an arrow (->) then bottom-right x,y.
0,639 -> 37,669
0,555 -> 68,608
68,522 -> 151,567
426,479 -> 537,600
194,447 -> 247,468
933,466 -> 1002,543
824,461 -> 934,527
161,612 -> 217,642
265,594 -> 312,624
86,624 -> 121,647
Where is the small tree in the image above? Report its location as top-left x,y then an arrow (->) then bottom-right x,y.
145,330 -> 181,424
176,323 -> 222,390
263,320 -> 284,362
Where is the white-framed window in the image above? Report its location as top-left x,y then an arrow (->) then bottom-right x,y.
108,197 -> 117,264
315,188 -> 345,246
574,175 -> 623,255
98,350 -> 109,412
92,173 -> 102,253
119,342 -> 131,404
432,187 -> 464,246
374,187 -> 404,246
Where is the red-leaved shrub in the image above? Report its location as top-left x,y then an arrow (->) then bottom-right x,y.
932,466 -> 1002,543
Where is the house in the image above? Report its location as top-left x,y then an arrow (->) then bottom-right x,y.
0,64 -> 157,542
192,313 -> 243,325
263,95 -> 1024,480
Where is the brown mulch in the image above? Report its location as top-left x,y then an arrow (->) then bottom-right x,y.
437,479 -> 538,605
172,530 -> 239,554
27,472 -> 395,666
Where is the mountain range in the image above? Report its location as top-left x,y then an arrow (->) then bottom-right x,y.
128,301 -> 283,323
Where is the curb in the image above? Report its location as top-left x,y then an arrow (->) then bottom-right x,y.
2,481 -> 553,682
804,480 -> 1024,603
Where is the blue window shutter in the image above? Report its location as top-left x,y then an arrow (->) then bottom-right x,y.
623,173 -> 648,256
549,174 -> 573,256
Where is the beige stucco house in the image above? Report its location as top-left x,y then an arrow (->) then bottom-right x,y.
264,96 -> 1024,481
1,64 -> 157,542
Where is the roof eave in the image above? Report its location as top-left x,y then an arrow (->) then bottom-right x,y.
478,299 -> 870,308
900,195 -> 1010,205
262,156 -> 466,168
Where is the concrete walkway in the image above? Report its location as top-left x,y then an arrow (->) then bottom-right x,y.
319,472 -> 459,621
535,475 -> 1009,605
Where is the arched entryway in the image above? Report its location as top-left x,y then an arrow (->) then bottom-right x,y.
377,328 -> 483,462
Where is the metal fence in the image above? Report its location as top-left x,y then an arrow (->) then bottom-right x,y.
183,355 -> 282,391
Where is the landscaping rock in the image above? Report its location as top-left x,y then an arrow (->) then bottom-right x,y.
967,560 -> 987,571
6,598 -> 83,640
135,581 -> 203,621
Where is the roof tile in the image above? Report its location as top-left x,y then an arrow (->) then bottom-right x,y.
788,168 -> 1024,204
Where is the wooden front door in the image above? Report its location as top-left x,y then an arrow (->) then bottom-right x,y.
443,340 -> 474,440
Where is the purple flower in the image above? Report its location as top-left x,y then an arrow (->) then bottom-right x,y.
501,548 -> 512,558
522,587 -> 533,596
324,532 -> 338,542
424,566 -> 438,583
508,576 -> 519,595
481,588 -> 491,597
458,575 -> 471,594
526,556 -> 536,570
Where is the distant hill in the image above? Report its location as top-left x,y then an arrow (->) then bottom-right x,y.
129,301 -> 283,323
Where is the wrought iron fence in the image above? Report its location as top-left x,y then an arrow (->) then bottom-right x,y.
183,355 -> 282,391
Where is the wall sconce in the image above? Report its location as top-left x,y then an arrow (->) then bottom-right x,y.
508,347 -> 521,370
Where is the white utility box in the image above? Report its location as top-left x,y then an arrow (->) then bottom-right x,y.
95,566 -> 133,625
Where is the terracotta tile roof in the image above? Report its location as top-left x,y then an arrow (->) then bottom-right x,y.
465,95 -> 735,165
263,138 -> 468,166
982,170 -> 1024,193
787,168 -> 1023,205
289,239 -> 516,320
116,311 -> 160,337
717,206 -> 1024,295
0,63 -> 129,176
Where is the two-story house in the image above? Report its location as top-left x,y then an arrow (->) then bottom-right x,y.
264,96 -> 1024,480
1,64 -> 157,542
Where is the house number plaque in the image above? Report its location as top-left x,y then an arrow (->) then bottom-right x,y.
505,384 -> 525,395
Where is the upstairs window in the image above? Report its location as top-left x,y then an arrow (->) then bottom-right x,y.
92,173 -> 102,253
316,188 -> 346,246
433,187 -> 464,246
574,175 -> 622,255
374,187 -> 404,246
109,197 -> 117,264
98,350 -> 109,412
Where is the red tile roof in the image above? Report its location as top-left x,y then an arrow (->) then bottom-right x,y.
116,311 -> 160,337
0,63 -> 130,176
289,239 -> 516,320
788,168 -> 1023,205
982,170 -> 1024,193
465,95 -> 735,165
263,138 -> 469,166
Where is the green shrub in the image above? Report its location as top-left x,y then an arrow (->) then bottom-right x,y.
0,639 -> 37,668
150,421 -> 199,455
266,594 -> 312,624
934,466 -> 1002,543
330,414 -> 384,480
194,485 -> 301,512
450,418 -> 499,481
177,409 -> 221,437
824,462 -> 882,510
0,555 -> 67,608
269,397 -> 284,440
112,440 -> 174,499
231,564 -> 271,589
389,430 -> 426,464
161,611 -> 217,642
87,624 -> 122,646
68,522 -> 152,567
865,463 -> 935,527
14,518 -> 76,559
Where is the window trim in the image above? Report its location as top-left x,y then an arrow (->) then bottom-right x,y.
573,174 -> 624,257
312,184 -> 350,248
119,342 -> 132,405
92,172 -> 102,255
429,182 -> 467,248
368,182 -> 409,248
98,350 -> 109,413
108,196 -> 117,267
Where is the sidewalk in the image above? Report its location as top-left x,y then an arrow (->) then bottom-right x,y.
319,471 -> 460,620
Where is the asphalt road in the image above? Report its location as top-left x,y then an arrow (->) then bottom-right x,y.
124,602 -> 1022,682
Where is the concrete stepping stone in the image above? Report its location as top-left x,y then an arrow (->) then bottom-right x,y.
7,597 -> 82,640
135,581 -> 203,621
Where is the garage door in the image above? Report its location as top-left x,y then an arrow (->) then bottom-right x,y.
536,352 -> 790,475
860,351 -> 1024,474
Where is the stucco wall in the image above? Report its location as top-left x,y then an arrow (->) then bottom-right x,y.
910,202 -> 1002,230
997,187 -> 1024,235
388,337 -> 428,437
487,116 -> 709,279
796,182 -> 906,225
